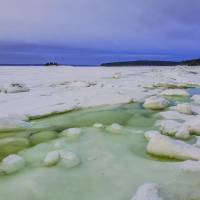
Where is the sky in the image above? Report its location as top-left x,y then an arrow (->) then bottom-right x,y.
0,0 -> 199,65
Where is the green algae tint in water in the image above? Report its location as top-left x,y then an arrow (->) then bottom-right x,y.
0,103 -> 199,200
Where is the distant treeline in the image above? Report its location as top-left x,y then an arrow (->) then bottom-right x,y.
101,58 -> 200,66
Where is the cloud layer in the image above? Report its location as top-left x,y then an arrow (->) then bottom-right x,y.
0,0 -> 199,64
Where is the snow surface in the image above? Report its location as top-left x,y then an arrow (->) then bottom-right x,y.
0,66 -> 200,119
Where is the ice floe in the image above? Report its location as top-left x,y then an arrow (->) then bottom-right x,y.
157,120 -> 190,139
44,151 -> 61,166
147,134 -> 200,160
0,154 -> 25,174
143,96 -> 169,110
106,123 -> 123,134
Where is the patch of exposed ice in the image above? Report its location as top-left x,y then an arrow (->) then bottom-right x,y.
30,131 -> 58,145
0,117 -> 31,132
0,137 -> 29,158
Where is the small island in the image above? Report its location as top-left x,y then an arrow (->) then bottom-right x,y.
45,62 -> 59,66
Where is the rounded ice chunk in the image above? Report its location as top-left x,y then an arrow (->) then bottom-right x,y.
143,96 -> 169,110
157,120 -> 190,139
106,123 -> 123,134
44,151 -> 60,166
93,123 -> 104,129
0,154 -> 25,174
147,134 -> 200,160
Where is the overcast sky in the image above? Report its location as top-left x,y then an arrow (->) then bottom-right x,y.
0,0 -> 199,64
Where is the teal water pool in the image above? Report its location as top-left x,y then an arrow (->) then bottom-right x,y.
0,103 -> 199,200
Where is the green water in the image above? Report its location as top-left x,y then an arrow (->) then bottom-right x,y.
0,103 -> 199,200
